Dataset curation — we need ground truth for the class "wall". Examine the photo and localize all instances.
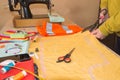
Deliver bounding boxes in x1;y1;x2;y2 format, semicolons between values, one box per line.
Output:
52;0;99;27
0;0;99;30
0;0;12;30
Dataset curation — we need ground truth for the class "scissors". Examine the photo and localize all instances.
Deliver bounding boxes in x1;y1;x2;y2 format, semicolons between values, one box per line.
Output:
56;48;75;63
81;20;100;33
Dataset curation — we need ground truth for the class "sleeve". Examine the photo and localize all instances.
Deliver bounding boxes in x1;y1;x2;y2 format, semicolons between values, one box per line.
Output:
99;11;120;36
100;0;108;9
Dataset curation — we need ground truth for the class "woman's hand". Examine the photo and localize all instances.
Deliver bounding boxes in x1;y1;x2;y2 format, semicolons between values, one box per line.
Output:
91;29;106;40
99;9;107;24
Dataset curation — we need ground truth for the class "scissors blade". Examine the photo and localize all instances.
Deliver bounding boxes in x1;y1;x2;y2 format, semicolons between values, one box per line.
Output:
68;48;75;55
81;25;94;33
81;20;99;33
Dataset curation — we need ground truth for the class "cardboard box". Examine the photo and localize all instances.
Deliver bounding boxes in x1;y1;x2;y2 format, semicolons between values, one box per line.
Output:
13;15;49;28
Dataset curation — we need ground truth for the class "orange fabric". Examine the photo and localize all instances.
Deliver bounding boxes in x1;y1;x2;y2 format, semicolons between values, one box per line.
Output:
52;24;66;35
68;25;83;33
36;21;47;36
36;25;47;36
36;21;83;36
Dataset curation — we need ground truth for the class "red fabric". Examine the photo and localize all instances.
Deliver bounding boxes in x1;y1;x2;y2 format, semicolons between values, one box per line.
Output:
0;59;35;80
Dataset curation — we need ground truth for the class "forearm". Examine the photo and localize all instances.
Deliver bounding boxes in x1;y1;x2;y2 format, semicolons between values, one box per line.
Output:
99;11;120;36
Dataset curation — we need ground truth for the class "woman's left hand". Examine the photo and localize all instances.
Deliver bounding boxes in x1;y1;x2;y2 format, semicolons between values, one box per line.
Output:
91;29;106;40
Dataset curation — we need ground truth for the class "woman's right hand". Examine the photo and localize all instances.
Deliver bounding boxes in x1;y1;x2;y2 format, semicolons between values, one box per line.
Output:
99;9;107;24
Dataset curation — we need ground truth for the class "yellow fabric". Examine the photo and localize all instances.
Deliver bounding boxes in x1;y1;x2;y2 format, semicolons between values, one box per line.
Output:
29;31;120;80
100;0;108;10
99;0;120;36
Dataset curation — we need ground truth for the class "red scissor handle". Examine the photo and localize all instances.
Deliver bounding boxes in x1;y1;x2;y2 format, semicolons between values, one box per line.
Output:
64;58;71;63
56;56;64;63
57;56;71;63
56;48;75;63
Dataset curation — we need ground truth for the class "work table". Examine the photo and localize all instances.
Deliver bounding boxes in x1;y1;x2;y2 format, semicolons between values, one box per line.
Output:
0;13;120;80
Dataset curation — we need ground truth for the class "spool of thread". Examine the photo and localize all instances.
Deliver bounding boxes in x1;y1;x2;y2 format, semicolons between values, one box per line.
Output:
33;35;38;42
5;70;27;80
0;61;15;74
